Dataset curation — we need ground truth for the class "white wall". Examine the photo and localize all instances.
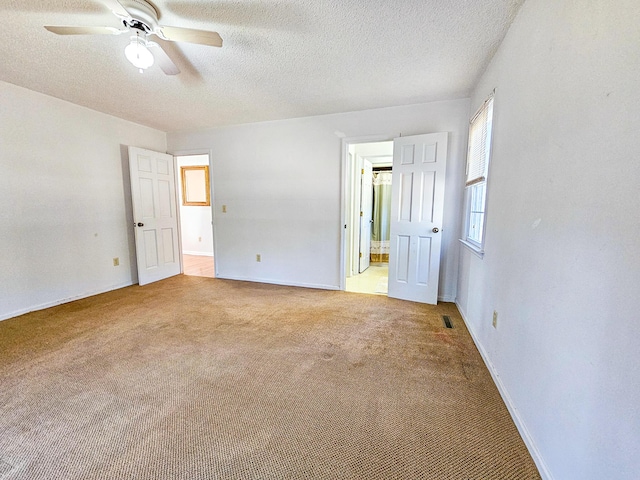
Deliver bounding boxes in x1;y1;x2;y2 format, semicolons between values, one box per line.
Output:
457;0;640;478
176;155;214;256
168;99;470;297
0;81;167;321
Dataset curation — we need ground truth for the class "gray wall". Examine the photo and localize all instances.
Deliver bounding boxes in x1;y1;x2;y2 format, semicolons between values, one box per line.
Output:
0;81;167;320
456;0;640;478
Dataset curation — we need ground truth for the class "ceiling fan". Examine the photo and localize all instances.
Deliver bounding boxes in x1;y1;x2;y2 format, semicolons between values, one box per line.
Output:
44;0;223;75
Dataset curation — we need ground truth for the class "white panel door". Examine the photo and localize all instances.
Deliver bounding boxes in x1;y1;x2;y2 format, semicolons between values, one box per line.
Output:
129;146;181;286
388;133;448;304
359;159;373;273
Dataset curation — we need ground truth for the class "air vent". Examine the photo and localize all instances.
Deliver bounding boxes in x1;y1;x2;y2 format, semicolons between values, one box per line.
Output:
442;315;453;329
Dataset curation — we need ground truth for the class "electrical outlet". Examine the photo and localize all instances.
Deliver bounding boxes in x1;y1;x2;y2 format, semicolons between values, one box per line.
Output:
113;257;120;267
492;310;498;329
256;254;261;262
222;205;227;213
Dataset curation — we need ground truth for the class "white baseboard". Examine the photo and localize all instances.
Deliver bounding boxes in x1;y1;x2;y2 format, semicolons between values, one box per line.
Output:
438;294;455;303
218;275;340;291
0;282;134;322
455;301;553;480
182;251;213;257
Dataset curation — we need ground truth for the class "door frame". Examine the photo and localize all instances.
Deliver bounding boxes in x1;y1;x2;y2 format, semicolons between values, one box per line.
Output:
168;148;217;278
340;134;398;291
359;159;373;274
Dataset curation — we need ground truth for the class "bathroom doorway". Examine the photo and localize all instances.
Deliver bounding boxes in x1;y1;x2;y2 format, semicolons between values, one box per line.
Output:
344;140;393;295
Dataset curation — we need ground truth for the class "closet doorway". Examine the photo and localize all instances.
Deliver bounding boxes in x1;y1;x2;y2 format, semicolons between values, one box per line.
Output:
344;140;393;295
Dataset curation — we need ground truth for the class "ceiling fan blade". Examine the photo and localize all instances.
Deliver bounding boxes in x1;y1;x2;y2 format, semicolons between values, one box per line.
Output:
45;25;126;36
148;42;181;76
104;0;132;19
156;26;223;47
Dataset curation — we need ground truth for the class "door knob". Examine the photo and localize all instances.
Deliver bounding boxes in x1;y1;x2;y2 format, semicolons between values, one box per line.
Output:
432;227;440;233
137;222;144;227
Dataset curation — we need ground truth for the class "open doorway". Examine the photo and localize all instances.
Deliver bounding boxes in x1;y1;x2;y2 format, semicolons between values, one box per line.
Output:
176;154;215;278
344;140;393;295
342;133;448;304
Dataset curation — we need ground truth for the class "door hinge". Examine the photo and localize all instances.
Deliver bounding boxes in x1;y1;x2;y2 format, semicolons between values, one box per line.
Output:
359;252;362;258
360;211;363;217
361;168;364;174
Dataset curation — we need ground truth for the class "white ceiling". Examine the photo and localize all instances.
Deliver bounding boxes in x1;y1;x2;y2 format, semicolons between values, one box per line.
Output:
0;0;524;132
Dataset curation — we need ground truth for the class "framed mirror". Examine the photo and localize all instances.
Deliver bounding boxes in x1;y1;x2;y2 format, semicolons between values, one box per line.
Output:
181;166;210;206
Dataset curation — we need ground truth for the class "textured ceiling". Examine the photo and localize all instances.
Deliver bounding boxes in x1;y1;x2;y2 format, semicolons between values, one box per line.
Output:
0;0;524;132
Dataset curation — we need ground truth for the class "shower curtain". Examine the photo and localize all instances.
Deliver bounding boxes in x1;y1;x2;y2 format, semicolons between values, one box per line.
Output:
371;171;392;263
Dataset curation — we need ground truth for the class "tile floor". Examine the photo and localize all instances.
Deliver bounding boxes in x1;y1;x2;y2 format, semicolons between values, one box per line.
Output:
346;263;389;295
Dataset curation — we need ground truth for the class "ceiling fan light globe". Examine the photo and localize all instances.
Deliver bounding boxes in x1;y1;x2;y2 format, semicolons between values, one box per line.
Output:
124;37;154;70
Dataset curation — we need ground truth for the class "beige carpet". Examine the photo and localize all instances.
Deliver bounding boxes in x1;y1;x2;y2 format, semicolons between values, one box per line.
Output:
0;276;540;479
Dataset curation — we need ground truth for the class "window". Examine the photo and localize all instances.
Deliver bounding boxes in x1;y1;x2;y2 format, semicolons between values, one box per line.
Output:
463;93;494;253
181;166;211;206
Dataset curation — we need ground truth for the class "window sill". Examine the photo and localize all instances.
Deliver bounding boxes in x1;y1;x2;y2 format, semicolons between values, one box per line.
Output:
459;239;485;259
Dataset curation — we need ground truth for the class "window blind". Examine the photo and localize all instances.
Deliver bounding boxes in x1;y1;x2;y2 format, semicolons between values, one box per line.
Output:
465;94;494;186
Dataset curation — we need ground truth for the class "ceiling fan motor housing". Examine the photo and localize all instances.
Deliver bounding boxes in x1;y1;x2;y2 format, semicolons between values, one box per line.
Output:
118;0;160;32
124;19;151;34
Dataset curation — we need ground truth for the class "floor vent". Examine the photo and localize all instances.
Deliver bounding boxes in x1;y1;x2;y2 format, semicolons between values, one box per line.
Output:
442;315;453;329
